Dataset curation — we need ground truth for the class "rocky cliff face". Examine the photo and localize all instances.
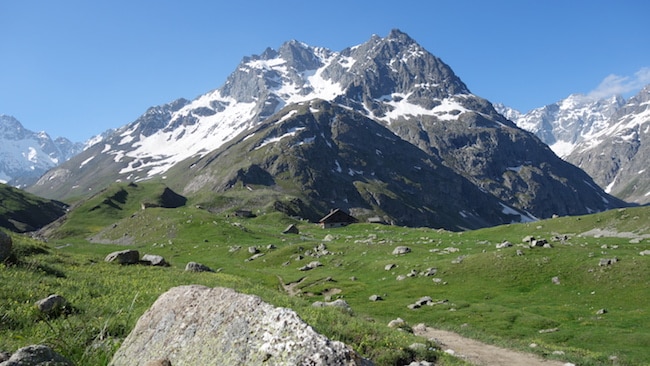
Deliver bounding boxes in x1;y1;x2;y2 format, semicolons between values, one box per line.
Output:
109;285;373;366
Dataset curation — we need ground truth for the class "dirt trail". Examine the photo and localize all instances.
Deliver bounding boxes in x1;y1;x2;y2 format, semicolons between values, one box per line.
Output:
413;326;569;366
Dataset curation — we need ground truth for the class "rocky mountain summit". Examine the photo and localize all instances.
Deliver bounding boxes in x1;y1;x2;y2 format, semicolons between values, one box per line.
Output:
28;30;627;228
0;115;83;187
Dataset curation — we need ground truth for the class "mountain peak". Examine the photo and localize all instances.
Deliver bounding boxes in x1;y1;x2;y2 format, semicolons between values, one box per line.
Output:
386;28;416;44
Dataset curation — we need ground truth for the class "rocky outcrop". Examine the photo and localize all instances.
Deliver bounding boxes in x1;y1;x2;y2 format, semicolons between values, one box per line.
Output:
109;285;372;366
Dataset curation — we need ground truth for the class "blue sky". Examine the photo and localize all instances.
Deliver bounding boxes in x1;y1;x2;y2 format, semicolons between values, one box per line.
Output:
1;0;649;142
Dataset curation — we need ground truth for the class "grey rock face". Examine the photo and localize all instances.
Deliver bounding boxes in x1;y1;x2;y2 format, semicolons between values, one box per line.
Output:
109;285;372;366
0;344;73;366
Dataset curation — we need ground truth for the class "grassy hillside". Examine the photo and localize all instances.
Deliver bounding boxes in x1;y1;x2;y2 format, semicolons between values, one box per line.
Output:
1;199;648;365
0;183;67;232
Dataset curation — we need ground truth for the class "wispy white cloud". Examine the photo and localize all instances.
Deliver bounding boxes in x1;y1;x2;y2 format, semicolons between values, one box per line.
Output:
588;67;650;99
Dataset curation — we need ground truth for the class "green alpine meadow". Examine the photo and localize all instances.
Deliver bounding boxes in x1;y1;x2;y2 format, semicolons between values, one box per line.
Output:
1;181;648;365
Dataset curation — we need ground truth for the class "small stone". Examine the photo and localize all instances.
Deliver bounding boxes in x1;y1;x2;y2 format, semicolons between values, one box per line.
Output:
392;246;411;255
142;254;169;267
184;262;214;272
369;294;382;302
552;276;560;285
384;263;396;271
35;294;68;314
596;308;607;315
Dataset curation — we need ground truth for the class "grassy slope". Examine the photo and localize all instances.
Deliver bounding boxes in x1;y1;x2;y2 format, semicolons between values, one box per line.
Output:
1;196;648;365
0;183;66;232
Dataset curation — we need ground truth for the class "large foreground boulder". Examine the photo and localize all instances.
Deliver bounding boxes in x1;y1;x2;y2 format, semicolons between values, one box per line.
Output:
109;285;373;366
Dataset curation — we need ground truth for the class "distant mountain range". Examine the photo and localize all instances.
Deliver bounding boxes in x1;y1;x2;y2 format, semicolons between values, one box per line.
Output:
21;29;627;230
497;85;650;204
0;115;84;187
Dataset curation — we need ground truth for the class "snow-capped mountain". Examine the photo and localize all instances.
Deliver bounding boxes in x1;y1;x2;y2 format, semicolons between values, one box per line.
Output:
566;85;650;204
495;94;625;157
0;115;83;187
29;30;627;228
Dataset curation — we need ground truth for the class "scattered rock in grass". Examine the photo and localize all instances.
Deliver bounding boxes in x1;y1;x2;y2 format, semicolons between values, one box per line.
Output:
407;361;434;366
538;328;559;333
245;253;265;262
0;231;12;263
184;262;214;273
407;269;418;277
408;343;427;351
396;275;407;281
109;286;369;366
141;254;169;267
522;235;535;243
384;263;396;271
298;261;322;271
420;267;437;276
282;224;299;234
369;294;383;301
451;255;467;264
640;250;650;256
392;246;411;255
596;308;608;315
551;234;570;242
323;234;335;242
266;244;277;250
309;243;331;257
228;245;241;253
552;276;561;285
35;294;68;314
0;344;73;366
387;317;410;331
312;299;350;310
496;241;513;249
599;258;618;266
105;249;140;265
248;246;259;254
530;238;548;247
516;249;524;256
